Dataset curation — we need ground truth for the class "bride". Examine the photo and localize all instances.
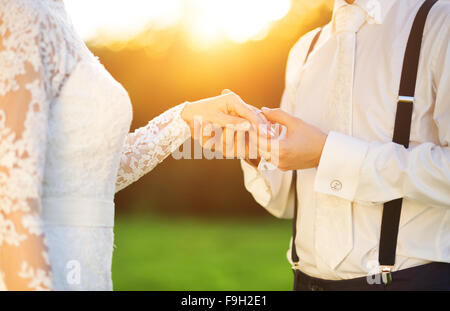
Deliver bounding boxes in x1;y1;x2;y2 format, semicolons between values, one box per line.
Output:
0;0;267;290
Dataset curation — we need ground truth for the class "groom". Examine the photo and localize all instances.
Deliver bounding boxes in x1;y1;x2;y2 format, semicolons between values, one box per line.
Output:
237;0;449;290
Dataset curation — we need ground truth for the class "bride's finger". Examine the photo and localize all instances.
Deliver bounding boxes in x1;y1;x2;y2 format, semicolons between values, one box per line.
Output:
221;90;240;117
221;89;232;95
200;122;214;148
215;112;251;130
220;126;236;158
222;91;268;127
234;129;247;159
249;127;273;161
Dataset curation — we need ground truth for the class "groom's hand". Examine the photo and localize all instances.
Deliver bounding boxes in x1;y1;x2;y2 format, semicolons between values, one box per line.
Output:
260;107;328;171
181;90;268;133
182;90;271;159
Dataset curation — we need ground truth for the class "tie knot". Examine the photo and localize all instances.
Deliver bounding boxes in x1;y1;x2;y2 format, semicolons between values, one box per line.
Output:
334;4;366;34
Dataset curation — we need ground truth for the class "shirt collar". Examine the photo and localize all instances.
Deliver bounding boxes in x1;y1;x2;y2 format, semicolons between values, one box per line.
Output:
333;0;396;25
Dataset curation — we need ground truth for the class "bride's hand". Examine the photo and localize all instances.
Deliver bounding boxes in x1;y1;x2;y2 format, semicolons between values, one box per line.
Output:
181;90;272;159
181;90;268;133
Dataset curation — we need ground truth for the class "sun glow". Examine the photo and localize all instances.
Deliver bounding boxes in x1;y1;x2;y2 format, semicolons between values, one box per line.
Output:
64;0;291;45
64;0;183;41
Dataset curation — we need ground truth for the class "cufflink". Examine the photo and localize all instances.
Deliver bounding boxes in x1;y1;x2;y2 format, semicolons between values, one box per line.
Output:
330;179;342;191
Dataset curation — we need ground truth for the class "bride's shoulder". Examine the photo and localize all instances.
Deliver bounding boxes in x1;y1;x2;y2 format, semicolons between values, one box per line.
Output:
0;0;64;58
0;0;52;23
0;0;82;97
0;1;61;45
0;0;72;39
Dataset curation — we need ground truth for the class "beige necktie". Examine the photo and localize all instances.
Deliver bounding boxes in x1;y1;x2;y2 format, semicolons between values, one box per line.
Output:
315;4;366;270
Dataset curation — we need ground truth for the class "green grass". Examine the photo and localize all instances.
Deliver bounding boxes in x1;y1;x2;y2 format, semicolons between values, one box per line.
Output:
111;214;293;290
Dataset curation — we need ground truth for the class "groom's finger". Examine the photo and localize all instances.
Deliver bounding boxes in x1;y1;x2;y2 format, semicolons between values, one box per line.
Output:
261;107;297;128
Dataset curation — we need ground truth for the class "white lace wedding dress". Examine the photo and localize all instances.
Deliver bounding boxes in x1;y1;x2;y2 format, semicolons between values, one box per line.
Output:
0;0;191;290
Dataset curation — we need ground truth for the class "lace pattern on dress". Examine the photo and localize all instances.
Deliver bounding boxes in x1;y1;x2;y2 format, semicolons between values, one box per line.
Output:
0;0;192;290
116;103;191;192
0;0;86;290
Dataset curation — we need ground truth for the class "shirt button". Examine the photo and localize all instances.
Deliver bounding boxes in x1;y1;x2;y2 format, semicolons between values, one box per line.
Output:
330;179;342;191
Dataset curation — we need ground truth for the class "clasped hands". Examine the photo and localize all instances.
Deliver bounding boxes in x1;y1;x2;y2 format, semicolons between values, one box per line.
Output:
181;90;328;171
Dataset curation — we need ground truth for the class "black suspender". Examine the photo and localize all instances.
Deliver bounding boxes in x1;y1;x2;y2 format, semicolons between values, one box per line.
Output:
378;0;438;283
291;169;300;264
291;28;322;266
291;0;438;283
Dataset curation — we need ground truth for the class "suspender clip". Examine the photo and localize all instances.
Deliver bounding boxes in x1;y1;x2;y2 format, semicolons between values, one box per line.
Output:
380;265;394;285
292;262;301;271
398;96;414;104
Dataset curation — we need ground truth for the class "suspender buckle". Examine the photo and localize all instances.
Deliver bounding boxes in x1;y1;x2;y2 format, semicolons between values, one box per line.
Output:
398;96;414;104
380;265;394;285
292;262;301;271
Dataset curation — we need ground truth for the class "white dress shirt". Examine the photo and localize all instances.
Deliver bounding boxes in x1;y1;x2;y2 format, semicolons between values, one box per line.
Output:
241;0;450;280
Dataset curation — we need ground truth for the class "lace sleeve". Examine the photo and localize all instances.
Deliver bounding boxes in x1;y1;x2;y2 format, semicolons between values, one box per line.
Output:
115;103;191;192
0;2;61;290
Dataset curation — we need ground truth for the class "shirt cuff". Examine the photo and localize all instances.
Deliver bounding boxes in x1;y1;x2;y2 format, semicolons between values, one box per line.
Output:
314;131;369;201
240;159;272;207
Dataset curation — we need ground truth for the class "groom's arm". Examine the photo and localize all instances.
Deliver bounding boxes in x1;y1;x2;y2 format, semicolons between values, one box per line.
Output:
240;88;299;219
240;30;322;219
241;160;295;219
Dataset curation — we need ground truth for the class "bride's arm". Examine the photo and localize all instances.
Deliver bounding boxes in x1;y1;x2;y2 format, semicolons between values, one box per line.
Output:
115;103;191;192
0;15;53;290
115;92;268;192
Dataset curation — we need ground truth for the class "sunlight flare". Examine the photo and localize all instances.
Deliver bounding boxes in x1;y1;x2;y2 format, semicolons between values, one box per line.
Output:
64;0;291;45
